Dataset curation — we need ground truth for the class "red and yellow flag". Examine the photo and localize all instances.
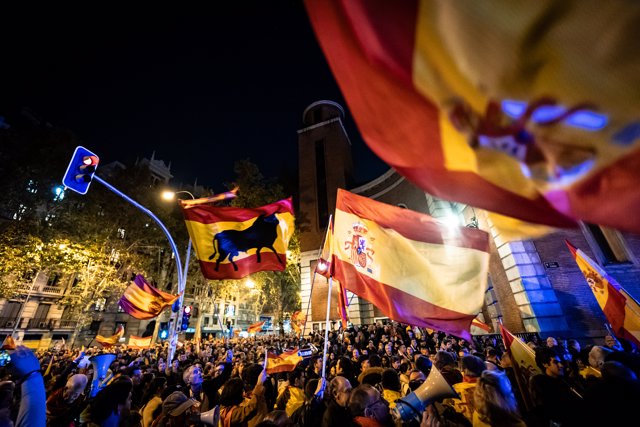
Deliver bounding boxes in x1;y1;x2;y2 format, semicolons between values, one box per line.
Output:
128;335;152;349
247;321;265;334
96;324;125;347
471;317;492;333
567;241;640;347
181;198;295;280
316;217;350;328
290;311;306;335
179;187;238;209
119;275;179;320
500;324;541;411
1;336;16;350
331;189;489;340
306;0;640;234
266;349;302;375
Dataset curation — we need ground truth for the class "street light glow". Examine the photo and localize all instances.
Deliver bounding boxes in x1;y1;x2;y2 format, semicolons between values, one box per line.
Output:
245;279;255;289
316;261;327;272
161;191;176;201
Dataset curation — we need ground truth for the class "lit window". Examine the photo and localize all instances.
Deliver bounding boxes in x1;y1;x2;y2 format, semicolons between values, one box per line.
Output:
13;204;27;221
94;298;106;312
26;180;38;194
117;228;125;239
53;186;65;201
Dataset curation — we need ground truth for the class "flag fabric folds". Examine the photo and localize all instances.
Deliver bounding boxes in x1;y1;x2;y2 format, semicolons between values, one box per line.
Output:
128;336;152;349
179;187;239;209
331;189;490;340
96;325;125;347
119;275;179;320
266;349;302;375
471;318;492;333
316;217;350;328
247;321;265;334
566;241;640;347
500;324;541;410
181;198;295;280
1;336;16;350
306;0;640;234
290;311;305;335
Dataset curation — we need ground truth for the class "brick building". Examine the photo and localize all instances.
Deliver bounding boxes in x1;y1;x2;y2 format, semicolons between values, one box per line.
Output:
297;100;640;342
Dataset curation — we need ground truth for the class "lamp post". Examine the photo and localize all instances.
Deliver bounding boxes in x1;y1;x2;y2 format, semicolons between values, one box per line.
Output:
161;190;194;365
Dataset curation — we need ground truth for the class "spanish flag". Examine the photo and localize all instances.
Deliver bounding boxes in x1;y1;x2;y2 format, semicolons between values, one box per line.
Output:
247;321;265;334
179;187;238;209
266;349;302;375
331;189;490;340
128;335;152;349
316;217;350;328
96;324;125;347
567;241;640;347
471;317;492;333
181;198;295;280
119;275;179;320
306;0;640;234
1;336;16;350
500;324;541;411
290;311;305;334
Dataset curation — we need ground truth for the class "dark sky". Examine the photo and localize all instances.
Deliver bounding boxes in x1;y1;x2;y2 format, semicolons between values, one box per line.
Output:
1;2;388;191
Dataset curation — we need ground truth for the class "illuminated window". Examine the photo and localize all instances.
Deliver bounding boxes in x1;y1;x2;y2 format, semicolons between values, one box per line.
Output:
582;223;633;265
94;298;106;312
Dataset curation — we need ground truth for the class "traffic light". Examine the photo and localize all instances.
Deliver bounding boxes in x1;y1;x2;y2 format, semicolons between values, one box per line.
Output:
159;322;169;340
181;305;192;331
62;146;100;195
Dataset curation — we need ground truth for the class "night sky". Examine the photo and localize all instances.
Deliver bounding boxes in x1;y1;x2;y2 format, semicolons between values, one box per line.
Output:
1;2;388;191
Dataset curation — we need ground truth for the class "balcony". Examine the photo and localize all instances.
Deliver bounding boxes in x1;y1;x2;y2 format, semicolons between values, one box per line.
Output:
15;283;65;297
0;317;77;330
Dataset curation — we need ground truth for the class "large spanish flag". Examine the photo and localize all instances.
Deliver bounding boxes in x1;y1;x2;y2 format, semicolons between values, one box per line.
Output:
119;275;179;320
181;198;295;280
332;189;489;339
567;241;640;347
266;349;303;375
306;0;640;234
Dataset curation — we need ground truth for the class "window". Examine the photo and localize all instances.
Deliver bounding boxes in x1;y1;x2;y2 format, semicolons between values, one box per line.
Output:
44;212;56;223
94;298;106;312
582;223;632;265
225;304;235;317
26;180;38;194
118;305;125;313
13;204;27;220
46;273;60;287
117;228;126;239
214;303;220;316
204;317;210;326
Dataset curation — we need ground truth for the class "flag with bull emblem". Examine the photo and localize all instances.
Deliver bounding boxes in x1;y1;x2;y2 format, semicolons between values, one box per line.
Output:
181;198;295;280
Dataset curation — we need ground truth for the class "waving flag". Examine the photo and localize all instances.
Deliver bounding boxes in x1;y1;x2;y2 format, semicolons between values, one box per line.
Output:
181;198;295;280
96;324;125;347
316;217;350;328
331;189;489;340
179;187;238;209
119;275;179;320
1;336;16;350
567;241;640;347
471;317;492;333
306;0;640;234
266;349;303;375
128;336;152;349
290;311;306;335
500;324;541;410
247;321;266;334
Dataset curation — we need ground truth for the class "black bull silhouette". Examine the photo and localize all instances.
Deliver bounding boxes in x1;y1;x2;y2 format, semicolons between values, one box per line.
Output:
208;213;284;271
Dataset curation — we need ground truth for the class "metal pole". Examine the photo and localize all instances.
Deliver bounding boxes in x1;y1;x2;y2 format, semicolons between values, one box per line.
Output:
12;273;40;337
94;176;183;287
167;240;191;365
321;276;334;379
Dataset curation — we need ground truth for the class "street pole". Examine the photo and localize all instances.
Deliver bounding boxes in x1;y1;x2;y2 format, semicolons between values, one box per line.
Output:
12;272;40;338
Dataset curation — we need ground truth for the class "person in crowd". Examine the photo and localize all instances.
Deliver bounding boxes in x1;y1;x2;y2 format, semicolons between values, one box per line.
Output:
323;376;351;427
357;355;383;386
529;347;582;427
379;369;402;409
484;348;502;372
347;384;391;427
9;346;47;427
46;373;88;427
275;368;305;417
84;379;133;427
140;377;167;427
261;410;292;427
472;371;525;427
152;391;198;427
604;335;624;352
441;355;485;423
434;351;462;386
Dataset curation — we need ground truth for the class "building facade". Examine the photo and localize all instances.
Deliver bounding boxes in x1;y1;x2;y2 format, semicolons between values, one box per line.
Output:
298;101;640;342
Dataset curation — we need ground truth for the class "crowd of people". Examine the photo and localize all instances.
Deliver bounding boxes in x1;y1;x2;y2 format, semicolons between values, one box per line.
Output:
1;321;640;427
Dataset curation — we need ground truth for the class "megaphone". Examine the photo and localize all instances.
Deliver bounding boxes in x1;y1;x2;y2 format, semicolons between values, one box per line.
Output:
392;365;459;422
191;405;220;426
89;353;116;397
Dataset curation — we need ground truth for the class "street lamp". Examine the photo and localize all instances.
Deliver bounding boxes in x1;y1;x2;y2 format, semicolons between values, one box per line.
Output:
161;189;195;364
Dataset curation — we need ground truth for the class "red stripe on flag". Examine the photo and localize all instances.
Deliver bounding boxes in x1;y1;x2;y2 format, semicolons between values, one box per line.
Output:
306;0;578;229
198;252;286;280
334;259;475;340
182;198;293;224
604;282;628;338
337;189;490;252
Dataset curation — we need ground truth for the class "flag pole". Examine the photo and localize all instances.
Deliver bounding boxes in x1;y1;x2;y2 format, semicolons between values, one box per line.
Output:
322;275;334;379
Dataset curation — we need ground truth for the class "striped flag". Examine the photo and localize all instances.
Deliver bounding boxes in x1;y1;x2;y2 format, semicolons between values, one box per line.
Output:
567;241;640;347
316;217;349;328
331;189;489;340
247;321;265;334
306;0;640;234
96;324;125;347
1;336;16;350
119;275;179;320
290;311;305;335
500;324;541;410
471;317;492;333
266;349;302;375
181;198;295;280
128;336;152;349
